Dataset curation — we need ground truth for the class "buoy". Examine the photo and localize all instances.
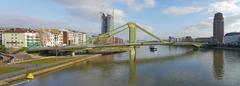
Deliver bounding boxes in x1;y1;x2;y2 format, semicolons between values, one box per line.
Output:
26;73;34;80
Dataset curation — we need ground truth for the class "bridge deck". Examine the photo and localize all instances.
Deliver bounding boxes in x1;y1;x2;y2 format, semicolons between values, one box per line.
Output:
28;42;201;52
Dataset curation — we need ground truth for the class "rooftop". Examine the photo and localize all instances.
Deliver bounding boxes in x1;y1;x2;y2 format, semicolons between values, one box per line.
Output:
5;28;36;33
225;32;240;36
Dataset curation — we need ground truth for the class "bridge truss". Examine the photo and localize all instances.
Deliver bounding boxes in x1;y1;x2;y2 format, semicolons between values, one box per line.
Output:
90;22;166;62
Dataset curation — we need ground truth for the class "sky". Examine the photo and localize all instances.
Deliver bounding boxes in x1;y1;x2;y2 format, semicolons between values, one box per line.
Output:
0;0;240;40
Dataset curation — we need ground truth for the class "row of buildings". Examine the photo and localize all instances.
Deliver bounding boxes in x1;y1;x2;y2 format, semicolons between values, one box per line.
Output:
0;12;124;48
170;34;240;45
0;28;87;48
169;12;240;45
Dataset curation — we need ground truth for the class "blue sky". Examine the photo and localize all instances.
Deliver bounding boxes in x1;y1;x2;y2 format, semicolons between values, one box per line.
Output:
0;0;240;40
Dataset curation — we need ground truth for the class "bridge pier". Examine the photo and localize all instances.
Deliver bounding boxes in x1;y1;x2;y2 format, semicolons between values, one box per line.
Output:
129;46;136;62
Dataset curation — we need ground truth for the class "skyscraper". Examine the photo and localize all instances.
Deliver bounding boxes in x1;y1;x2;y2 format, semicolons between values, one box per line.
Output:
101;13;113;34
213;12;224;44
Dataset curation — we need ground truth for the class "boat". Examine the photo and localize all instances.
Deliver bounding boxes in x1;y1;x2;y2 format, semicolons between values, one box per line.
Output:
149;46;157;51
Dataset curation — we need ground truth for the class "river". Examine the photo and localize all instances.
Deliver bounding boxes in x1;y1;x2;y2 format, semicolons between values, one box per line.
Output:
13;46;240;86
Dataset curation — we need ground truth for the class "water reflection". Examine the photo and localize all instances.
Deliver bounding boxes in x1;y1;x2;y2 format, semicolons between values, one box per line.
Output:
90;55;114;64
129;61;136;86
13;46;240;86
92;55;137;86
213;50;224;80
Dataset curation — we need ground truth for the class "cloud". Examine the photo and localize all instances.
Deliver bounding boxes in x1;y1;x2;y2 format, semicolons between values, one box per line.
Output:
0;14;68;28
184;14;240;37
55;0;126;25
121;0;155;11
0;14;102;34
161;6;203;16
113;9;126;24
0;0;156;35
184;19;213;37
181;0;240;37
208;0;240;13
54;0;156;25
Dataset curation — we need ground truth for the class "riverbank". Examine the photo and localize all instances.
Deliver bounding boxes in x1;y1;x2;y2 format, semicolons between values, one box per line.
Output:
205;47;240;50
202;44;240;50
0;54;101;86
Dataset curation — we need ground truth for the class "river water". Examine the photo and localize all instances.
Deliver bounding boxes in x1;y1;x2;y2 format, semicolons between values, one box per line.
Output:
14;46;240;86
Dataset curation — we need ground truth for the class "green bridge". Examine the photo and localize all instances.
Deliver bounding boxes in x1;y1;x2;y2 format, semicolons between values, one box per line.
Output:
28;22;202;62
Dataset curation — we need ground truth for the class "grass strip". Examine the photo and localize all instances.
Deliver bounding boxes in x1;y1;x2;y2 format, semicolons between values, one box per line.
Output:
0;67;24;75
21;58;69;64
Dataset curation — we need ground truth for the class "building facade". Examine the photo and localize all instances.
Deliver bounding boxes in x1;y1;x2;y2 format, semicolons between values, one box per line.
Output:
224;32;240;45
66;31;74;45
62;30;87;46
95;36;123;45
26;30;40;48
0;28;7;45
48;29;64;47
63;31;68;45
75;32;87;45
37;29;51;47
213;12;224;44
0;28;88;48
195;37;212;43
2;28;40;48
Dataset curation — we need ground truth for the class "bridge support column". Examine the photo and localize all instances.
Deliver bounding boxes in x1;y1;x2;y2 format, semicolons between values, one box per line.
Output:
71;51;75;57
129;46;136;62
128;22;137;62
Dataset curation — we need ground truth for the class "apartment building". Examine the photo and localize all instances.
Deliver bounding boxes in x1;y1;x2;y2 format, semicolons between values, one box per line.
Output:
2;28;40;48
62;30;87;46
46;29;64;47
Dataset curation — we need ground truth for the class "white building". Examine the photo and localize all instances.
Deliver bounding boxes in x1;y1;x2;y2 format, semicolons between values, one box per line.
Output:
73;31;87;45
63;30;87;46
48;29;64;47
224;32;240;45
37;29;50;47
79;32;87;45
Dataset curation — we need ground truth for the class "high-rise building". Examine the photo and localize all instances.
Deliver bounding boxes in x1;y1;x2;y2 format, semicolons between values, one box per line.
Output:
213;12;224;44
101;13;113;34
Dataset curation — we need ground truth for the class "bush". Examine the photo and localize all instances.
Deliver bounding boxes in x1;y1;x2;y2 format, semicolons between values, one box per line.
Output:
12;47;29;54
0;45;7;53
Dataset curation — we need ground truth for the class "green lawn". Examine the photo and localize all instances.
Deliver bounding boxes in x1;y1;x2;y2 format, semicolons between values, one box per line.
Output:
22;58;70;64
0;67;24;75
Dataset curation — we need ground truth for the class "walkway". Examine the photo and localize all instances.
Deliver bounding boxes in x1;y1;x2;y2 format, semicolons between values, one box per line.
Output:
0;55;101;85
